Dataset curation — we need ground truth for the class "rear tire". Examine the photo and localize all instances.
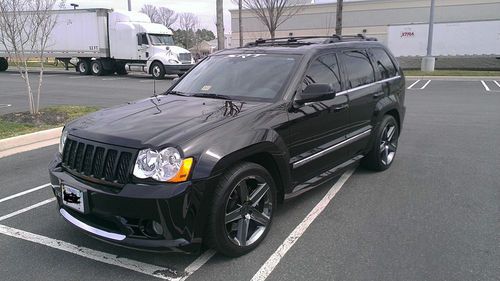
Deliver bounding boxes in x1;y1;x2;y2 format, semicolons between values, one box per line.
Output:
205;162;277;257
150;61;165;79
77;59;91;75
0;58;8;72
91;60;105;76
362;115;399;171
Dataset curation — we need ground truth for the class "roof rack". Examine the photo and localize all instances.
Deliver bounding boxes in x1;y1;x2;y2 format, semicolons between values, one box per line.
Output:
245;34;377;47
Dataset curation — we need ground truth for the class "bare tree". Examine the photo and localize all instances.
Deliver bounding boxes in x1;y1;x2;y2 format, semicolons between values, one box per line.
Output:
216;0;224;50
178;13;199;49
156;7;178;29
335;0;343;35
0;0;58;114
242;0;304;39
140;4;159;22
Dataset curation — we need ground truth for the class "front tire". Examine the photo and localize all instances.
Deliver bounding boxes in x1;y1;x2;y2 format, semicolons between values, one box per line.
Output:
150;61;165;79
362;115;399;171
206;162;277;257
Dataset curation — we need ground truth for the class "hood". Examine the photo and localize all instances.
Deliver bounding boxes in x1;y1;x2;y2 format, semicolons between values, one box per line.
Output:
167;45;190;54
67;95;267;149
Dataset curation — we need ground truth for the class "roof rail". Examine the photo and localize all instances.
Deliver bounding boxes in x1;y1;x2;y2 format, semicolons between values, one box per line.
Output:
245;34;377;47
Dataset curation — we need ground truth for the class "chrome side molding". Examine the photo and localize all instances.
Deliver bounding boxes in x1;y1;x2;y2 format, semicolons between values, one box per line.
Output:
336;75;401;96
292;129;372;168
59;208;126;241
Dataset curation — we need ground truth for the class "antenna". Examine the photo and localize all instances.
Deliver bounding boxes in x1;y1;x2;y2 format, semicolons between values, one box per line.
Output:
153;78;157;96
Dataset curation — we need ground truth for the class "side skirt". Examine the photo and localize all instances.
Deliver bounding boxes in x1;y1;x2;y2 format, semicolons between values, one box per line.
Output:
284;155;363;200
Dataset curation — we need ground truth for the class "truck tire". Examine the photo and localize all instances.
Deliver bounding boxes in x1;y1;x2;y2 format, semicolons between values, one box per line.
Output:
0;58;8;72
150;61;165;79
115;63;128;75
77;60;91;75
91;60;105;76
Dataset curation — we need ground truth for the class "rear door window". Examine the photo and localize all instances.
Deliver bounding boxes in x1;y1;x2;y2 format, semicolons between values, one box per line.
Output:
303;53;342;93
371;48;397;80
340;50;375;89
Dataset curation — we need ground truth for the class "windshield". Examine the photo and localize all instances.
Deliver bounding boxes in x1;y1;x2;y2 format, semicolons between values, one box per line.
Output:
170;54;300;101
148;34;174;46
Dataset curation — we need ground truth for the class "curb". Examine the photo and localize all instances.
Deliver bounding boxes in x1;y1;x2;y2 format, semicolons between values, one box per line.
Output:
0;127;62;154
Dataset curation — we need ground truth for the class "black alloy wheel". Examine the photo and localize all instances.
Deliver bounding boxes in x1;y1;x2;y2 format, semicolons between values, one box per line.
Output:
362;115;399;171
206;162;276;257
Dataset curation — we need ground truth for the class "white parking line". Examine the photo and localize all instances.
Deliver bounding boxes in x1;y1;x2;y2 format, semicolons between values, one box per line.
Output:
102;77;126;81
68;76;89;79
251;168;355;281
0;196;216;280
420;80;431;90
494;80;500;88
139;80;152;83
0;183;51;204
480;80;490;92
0;198;55;222
407;80;421;89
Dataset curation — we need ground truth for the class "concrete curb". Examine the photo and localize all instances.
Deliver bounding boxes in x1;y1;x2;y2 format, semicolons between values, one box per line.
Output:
0;127;62;156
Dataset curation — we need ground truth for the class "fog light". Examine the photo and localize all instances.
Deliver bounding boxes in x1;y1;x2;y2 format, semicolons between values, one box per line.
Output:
152;221;163;235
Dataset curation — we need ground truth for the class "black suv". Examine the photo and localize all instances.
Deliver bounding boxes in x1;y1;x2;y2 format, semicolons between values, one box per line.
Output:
49;35;405;257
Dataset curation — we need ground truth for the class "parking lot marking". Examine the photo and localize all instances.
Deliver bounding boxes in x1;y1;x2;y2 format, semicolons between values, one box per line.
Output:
68;76;89;79
494;81;500;88
0;198;55;222
0;224;179;280
420;80;431;90
102;77;126;81
0;183;50;204
139;80;152;83
178;249;216;281
251;168;355;281
480;80;491;92
407;80;421;89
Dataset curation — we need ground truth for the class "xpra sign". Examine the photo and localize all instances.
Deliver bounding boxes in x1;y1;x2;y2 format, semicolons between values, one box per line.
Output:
400;31;415;38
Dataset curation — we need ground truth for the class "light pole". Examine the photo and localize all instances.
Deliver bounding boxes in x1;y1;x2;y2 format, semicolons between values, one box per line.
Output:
421;0;436;71
127;0;131;11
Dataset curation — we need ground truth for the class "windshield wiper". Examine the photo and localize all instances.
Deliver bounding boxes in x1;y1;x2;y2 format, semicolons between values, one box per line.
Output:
191;93;233;100
167;90;190;97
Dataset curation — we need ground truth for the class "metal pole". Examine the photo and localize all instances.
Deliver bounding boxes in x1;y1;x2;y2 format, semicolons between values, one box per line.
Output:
426;0;436;56
127;0;131;11
421;0;436;71
335;0;343;35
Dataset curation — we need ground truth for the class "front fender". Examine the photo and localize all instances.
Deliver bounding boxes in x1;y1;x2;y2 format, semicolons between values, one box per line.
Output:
190;129;291;189
146;53;178;73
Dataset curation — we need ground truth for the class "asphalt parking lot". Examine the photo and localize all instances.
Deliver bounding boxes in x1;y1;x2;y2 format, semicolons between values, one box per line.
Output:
1;72;499;281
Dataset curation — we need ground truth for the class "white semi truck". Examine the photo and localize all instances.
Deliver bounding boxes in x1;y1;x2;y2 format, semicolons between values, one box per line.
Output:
0;8;194;79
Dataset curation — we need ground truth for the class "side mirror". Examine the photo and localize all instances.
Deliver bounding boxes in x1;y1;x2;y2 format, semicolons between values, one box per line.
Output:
295;83;336;105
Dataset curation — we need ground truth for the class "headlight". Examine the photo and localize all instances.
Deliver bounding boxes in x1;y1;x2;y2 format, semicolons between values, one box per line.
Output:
133;147;193;182
59;129;68;154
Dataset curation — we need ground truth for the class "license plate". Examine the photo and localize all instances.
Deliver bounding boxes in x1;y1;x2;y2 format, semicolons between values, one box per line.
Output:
62;185;86;213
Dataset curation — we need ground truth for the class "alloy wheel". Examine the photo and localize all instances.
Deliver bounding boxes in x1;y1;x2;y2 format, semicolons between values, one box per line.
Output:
224;175;273;247
379;123;398;165
153;66;161;78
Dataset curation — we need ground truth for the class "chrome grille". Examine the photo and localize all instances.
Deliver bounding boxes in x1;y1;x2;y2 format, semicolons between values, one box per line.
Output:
178;53;192;63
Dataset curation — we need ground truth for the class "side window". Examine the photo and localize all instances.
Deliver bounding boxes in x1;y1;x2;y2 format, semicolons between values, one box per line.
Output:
371;48;397;79
340;50;375;89
303;54;342;93
138;33;148;45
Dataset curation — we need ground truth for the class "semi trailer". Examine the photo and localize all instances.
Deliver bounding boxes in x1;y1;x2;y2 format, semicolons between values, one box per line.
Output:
0;8;194;79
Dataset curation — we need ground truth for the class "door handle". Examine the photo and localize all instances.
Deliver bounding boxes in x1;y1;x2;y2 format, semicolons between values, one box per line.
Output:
334;104;349;112
373;92;385;99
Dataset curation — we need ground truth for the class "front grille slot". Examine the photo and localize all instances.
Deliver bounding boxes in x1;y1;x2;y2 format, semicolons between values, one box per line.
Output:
179;53;192;63
62;137;135;189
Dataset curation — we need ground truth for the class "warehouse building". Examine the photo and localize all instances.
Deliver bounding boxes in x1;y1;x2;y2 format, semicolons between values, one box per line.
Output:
230;0;500;69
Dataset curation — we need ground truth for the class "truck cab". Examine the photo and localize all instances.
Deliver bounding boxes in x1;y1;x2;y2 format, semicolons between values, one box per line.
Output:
108;11;194;79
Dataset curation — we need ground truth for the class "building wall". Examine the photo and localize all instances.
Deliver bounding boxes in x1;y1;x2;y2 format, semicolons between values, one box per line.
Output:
230;0;500;47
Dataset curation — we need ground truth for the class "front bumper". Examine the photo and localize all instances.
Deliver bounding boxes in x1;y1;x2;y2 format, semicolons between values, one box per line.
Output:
164;63;194;74
49;154;216;253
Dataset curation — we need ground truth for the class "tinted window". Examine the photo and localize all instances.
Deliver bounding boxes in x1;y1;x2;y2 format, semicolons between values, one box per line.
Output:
303;54;341;93
340;50;375;88
171;54;299;101
371;48;397;79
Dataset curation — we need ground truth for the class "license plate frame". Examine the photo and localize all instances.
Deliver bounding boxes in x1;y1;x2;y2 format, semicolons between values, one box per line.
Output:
61;184;88;214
